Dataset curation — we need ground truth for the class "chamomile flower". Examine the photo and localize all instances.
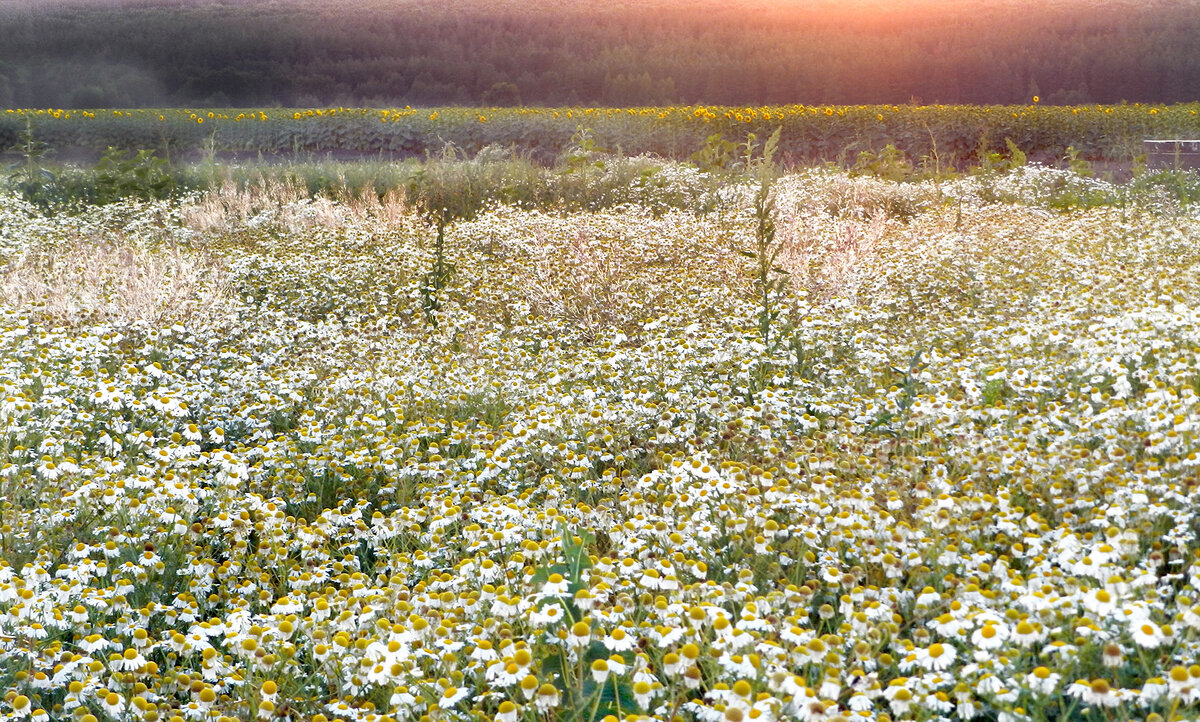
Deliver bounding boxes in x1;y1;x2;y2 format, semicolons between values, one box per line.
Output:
495;700;519;722
1026;667;1060;694
529;603;566;627
1075;678;1123;708
971;622;1007;650
534;683;560;712
1130;620;1165;648
1081;588;1119;616
916;642;956;671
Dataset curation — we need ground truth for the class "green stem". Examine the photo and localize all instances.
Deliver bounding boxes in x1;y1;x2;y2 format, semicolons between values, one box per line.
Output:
584;681;604;722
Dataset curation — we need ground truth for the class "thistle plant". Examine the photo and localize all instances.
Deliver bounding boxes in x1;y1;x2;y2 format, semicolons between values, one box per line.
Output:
745;126;785;351
409;146;478;328
419;203;455;328
5;116;56;210
562;126;607;210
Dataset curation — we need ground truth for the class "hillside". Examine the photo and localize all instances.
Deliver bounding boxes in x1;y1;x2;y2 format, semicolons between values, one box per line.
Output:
2;0;1200;108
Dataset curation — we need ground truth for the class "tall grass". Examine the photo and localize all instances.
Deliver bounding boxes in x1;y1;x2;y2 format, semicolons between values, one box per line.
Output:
10;142;715;218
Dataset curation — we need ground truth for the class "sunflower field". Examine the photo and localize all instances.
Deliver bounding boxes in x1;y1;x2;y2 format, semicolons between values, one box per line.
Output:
3;104;1200;165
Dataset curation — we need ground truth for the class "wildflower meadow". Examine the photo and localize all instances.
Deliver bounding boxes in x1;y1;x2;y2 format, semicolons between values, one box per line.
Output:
2;150;1200;722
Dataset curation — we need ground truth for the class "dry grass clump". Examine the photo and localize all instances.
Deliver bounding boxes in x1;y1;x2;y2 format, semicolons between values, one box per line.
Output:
457;207;748;341
1;239;232;329
776;207;891;302
181;176;409;233
522;228;633;336
816;171;937;221
179;176;307;232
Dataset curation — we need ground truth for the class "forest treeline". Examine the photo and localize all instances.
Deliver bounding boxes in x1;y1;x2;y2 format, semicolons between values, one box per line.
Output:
1;0;1199;109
